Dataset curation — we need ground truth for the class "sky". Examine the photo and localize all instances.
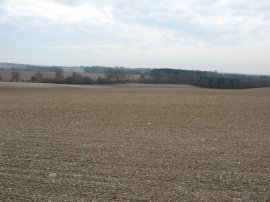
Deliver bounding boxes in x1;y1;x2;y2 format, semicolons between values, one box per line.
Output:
0;0;269;74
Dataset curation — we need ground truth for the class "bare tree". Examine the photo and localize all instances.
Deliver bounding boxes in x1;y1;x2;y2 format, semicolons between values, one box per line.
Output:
105;67;126;82
35;71;43;82
31;71;43;82
55;68;64;79
11;71;20;82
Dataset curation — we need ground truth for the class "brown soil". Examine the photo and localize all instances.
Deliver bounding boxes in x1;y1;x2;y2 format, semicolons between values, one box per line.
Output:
0;83;269;201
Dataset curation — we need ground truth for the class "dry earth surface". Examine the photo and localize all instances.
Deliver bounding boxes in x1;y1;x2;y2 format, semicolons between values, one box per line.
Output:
0;82;269;201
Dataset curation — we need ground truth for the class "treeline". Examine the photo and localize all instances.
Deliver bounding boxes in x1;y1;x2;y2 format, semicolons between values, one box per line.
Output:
0;62;66;72
147;69;270;89
0;63;151;74
33;69;94;85
1;63;270;89
30;68;130;85
84;66;151;74
0;67;136;84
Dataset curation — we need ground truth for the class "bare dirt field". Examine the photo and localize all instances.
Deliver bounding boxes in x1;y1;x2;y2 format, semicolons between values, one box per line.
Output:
0;83;269;201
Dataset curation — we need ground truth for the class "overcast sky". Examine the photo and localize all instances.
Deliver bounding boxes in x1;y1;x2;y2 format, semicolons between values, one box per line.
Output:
0;0;269;74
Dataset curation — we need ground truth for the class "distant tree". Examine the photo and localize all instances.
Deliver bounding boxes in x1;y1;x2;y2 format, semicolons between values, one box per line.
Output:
150;69;163;83
82;76;94;84
104;68;114;80
139;74;145;83
11;71;20;82
104;67;126;82
116;67;126;81
71;72;81;82
211;78;218;88
84;66;111;73
148;68;270;89
0;74;2;81
31;71;43;82
66;72;94;84
31;76;37;82
55;68;64;79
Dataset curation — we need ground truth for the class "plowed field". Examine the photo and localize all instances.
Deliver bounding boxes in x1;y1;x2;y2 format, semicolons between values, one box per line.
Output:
0;83;269;201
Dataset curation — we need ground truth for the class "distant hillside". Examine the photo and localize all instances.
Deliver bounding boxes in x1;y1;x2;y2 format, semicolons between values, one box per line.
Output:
84;66;151;74
0;63;151;74
0;62;66;72
1;63;269;89
148;69;270;89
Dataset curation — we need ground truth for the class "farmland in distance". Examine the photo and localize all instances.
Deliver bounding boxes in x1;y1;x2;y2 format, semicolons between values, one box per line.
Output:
0;70;104;82
0;83;269;201
0;70;140;82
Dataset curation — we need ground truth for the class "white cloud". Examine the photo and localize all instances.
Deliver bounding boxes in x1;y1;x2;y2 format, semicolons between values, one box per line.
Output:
0;0;269;74
2;0;113;25
1;0;270;46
